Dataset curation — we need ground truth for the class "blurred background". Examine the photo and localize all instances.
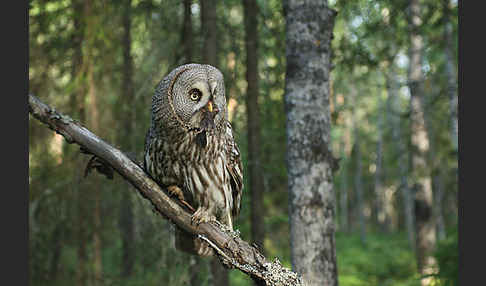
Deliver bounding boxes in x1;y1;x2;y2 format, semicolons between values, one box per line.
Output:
28;0;458;285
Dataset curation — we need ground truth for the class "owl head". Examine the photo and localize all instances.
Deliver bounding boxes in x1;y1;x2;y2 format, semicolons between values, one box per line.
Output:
151;64;227;138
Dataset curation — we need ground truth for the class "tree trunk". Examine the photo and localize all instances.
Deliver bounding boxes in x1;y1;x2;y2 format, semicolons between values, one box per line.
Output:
374;94;389;233
119;0;136;278
84;1;103;283
421;85;446;243
93;189;103;286
181;0;193;63
76;185;88;286
243;0;266;256
283;1;338;285
441;0;457;239
70;0;85;121
407;0;436;281
71;1;88;284
189;256;204;286
351;88;366;245
432;169;446;241
339;110;353;234
339;148;348;233
200;0;218;67
375;97;390;232
210;257;229;286
49;223;63;281
385;65;415;251
442;0;458;152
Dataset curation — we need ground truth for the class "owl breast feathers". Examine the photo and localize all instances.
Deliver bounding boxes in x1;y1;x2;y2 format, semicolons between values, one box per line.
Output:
144;63;243;256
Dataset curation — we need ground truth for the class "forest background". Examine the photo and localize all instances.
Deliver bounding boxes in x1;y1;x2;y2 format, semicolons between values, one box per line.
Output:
28;0;458;285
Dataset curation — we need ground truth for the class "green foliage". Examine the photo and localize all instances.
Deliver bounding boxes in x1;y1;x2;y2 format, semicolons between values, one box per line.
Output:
336;232;420;286
431;227;458;286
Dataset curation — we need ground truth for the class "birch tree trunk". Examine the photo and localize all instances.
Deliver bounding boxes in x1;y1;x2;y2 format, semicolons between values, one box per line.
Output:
284;1;338;285
407;0;436;281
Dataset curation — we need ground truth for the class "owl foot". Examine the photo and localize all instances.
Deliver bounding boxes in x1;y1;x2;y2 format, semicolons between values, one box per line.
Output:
191;207;217;225
167;185;195;213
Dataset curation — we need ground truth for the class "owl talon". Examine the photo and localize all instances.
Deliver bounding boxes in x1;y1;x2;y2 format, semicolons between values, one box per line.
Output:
191;207;217;225
168;185;195;213
167;185;184;200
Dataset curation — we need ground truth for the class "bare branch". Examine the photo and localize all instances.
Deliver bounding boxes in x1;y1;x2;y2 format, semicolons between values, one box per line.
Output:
28;94;305;286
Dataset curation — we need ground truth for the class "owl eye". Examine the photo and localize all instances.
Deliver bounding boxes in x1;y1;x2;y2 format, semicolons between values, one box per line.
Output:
189;89;202;101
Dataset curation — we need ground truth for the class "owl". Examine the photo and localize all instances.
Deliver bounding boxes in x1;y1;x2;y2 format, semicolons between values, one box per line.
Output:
144;63;243;256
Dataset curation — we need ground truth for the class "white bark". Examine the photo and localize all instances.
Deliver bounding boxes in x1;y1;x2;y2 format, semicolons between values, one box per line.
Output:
284;1;338;285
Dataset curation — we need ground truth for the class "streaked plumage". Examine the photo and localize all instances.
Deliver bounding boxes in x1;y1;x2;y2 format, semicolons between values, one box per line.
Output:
144;64;243;256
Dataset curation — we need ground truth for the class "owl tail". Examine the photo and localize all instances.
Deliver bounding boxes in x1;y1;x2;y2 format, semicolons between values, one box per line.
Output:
175;227;214;257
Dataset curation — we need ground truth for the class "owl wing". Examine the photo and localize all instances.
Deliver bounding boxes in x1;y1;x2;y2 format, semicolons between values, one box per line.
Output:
143;126;163;182
143;127;155;175
225;121;244;219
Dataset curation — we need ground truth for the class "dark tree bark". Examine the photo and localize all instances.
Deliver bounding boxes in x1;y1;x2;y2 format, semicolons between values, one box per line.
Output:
70;1;88;285
243;0;266;256
200;0;218;67
407;0;436;281
82;1;104;283
181;0;193;63
28;94;305;286
283;1;338;285
70;0;85;121
119;0;136;278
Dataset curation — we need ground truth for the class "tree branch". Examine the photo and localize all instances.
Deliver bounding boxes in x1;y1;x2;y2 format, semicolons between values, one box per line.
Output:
28;94;305;286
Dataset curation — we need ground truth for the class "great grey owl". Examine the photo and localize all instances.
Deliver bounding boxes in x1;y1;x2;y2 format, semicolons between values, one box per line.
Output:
144;63;243;256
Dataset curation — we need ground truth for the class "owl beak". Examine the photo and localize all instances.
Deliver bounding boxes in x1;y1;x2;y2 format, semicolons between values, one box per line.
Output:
208;101;213;113
207;100;219;114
